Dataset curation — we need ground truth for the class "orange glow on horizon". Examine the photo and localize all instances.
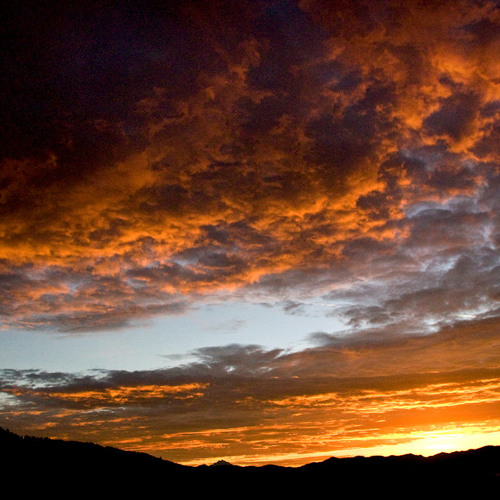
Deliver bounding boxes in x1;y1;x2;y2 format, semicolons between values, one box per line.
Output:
169;424;500;468
2;0;500;472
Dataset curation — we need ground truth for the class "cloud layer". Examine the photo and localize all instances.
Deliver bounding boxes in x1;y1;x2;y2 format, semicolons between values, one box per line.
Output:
0;0;498;332
1;0;500;464
3;314;500;464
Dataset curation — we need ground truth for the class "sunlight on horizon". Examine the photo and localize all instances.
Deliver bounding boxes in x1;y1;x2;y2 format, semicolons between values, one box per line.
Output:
176;426;500;468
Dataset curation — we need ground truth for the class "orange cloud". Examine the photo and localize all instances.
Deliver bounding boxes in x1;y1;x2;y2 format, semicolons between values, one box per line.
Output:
3;315;500;464
2;0;497;330
2;0;500;467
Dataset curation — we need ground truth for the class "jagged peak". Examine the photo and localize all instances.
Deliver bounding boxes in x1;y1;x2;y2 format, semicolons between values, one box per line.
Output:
209;459;234;467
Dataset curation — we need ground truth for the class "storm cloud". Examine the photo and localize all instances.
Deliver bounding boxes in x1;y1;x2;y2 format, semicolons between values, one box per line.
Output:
1;0;500;465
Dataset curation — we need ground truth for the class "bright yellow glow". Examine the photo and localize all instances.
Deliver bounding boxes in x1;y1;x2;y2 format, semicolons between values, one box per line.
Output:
180;426;500;467
405;427;500;456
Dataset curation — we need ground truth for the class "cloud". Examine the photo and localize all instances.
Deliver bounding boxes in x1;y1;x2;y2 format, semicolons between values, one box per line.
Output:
423;90;481;144
5;0;500;468
3;314;500;463
0;0;498;343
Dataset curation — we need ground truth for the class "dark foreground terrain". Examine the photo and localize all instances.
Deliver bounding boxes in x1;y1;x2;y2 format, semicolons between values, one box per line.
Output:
2;427;499;497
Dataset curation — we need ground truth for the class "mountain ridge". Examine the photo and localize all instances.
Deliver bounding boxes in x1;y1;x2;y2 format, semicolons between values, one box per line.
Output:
2;427;499;496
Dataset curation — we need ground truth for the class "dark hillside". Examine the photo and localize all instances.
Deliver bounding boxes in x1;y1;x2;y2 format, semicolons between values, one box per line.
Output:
2;427;499;496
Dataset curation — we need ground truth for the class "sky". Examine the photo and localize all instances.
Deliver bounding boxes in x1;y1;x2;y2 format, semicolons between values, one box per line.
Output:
1;0;500;467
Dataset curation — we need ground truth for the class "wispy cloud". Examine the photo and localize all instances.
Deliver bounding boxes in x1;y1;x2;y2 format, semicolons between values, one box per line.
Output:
3;314;500;464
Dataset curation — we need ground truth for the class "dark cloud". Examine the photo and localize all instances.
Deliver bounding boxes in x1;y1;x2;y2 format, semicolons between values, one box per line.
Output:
1;0;500;463
0;0;221;158
423;91;481;143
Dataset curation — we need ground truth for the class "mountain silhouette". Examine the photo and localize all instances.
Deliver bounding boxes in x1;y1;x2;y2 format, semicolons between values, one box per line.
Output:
2;427;499;497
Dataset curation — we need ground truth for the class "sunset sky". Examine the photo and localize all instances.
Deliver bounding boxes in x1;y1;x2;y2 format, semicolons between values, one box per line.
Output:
1;0;500;466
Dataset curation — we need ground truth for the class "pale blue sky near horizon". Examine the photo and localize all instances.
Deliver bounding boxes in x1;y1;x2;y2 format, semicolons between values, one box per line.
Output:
0;300;345;374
